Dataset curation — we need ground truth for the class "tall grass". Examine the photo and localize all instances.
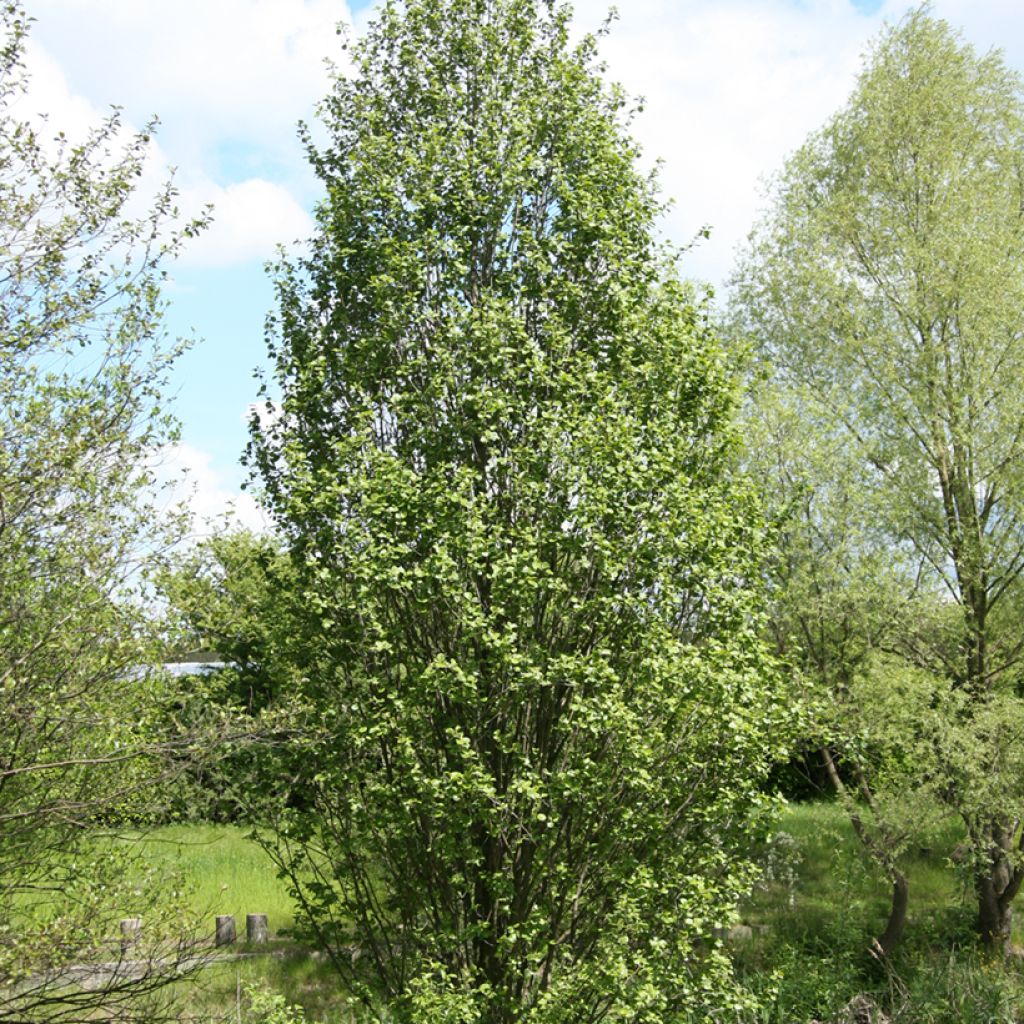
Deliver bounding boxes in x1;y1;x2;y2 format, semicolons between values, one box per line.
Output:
734;801;1024;1023
130;825;296;938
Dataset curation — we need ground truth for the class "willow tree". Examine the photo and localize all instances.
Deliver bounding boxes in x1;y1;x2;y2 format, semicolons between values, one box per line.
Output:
740;382;934;957
733;9;1024;951
249;0;786;1020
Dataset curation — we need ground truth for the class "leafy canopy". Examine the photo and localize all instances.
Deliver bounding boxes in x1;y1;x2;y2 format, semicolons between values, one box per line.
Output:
0;4;208;1015
732;7;1024;950
250;1;788;1020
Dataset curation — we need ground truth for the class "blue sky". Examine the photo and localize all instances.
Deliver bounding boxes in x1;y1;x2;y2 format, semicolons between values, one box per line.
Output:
22;0;1024;531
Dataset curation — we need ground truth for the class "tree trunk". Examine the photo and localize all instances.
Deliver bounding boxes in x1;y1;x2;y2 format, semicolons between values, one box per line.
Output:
976;829;1022;954
875;873;909;958
820;747;909;957
977;872;1013;954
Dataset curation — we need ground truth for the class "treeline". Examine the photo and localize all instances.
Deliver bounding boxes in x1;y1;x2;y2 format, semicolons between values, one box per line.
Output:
3;1;1024;1022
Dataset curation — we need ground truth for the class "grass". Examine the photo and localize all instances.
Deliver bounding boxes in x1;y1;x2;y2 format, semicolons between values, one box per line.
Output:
114;825;357;1021
744;801;968;945
733;801;1024;1023
123;824;298;940
169;948;358;1024
95;809;1024;1021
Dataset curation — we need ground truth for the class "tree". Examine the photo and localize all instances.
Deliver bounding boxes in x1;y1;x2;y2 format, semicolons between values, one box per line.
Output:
158;530;311;821
741;381;951;957
248;0;788;1020
162;529;305;714
732;8;1024;952
0;4;207;1018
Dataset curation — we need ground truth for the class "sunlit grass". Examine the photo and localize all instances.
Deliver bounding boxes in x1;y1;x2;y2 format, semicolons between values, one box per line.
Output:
126;824;297;940
735;801;1024;1023
92;809;1024;1022
745;801;975;945
169;949;357;1024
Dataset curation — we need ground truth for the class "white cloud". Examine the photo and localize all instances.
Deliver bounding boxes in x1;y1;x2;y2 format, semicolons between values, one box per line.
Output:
16;42;314;269
31;0;354;167
28;0;1024;287
155;443;269;537
13;41;103;139
16;39;175;211
565;0;884;286
565;0;1024;287
178;178;313;268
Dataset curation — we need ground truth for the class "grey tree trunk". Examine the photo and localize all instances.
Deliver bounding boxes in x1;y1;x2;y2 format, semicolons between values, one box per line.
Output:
820;747;909;956
976;832;1023;955
875;874;909;958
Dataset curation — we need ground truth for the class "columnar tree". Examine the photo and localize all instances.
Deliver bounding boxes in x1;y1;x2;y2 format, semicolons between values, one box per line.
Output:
0;5;206;1018
732;9;1024;951
249;0;787;1020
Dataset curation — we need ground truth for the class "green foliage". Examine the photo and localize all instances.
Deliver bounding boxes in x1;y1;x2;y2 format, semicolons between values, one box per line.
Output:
732;7;1024;950
162;530;306;715
175;802;1021;1024
248;0;789;1019
158;531;312;820
245;984;311;1024
0;3;208;1017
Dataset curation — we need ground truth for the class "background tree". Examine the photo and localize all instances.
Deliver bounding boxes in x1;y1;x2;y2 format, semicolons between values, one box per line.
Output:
249;0;789;1020
158;530;310;821
732;8;1024;952
742;381;951;957
162;529;305;714
0;4;208;1018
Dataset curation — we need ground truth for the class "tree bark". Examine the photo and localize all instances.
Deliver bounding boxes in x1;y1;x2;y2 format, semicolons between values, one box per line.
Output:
820;747;909;956
977;883;1012;953
875;874;909;958
976;827;1023;954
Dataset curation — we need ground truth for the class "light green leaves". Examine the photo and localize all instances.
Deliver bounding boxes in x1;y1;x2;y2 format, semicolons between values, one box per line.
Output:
249;0;788;1019
0;3;208;1015
733;8;1024;951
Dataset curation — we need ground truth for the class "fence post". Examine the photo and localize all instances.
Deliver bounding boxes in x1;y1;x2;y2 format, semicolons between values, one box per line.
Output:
246;914;269;944
215;914;236;946
119;917;142;954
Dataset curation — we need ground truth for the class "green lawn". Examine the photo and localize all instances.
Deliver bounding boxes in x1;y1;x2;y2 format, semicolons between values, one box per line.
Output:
109;809;1024;1022
129;824;297;940
169;949;356;1024
733;801;1024;1024
744;801;967;943
103;824;366;1021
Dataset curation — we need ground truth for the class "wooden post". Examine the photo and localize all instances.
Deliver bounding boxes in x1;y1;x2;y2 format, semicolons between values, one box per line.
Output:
215;914;236;946
119;917;142;954
246;913;269;944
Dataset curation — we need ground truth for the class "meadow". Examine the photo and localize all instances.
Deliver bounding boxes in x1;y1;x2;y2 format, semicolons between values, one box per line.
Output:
127;804;1024;1023
734;803;1024;1023
134;825;296;938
